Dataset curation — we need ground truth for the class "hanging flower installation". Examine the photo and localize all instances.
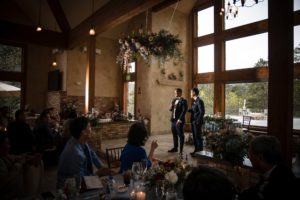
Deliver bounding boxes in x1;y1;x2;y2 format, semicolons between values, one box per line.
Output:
117;29;183;71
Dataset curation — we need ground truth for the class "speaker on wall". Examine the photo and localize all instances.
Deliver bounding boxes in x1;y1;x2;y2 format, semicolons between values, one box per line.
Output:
48;70;62;91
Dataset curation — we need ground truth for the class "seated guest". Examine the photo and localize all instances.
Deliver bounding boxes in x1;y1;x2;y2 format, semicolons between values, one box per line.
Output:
0;131;42;199
7;109;36;155
239;135;299;200
183;165;236;200
57;117;111;189
120;122;158;173
33;110;55;152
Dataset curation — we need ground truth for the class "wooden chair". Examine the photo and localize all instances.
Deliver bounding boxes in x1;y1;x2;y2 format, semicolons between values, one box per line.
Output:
242;116;252;134
105;146;124;169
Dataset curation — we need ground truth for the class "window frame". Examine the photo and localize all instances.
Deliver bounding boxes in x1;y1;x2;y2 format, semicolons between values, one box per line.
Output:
0;40;26;109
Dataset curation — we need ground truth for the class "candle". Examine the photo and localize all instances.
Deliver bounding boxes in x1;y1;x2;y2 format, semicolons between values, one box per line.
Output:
136;191;146;200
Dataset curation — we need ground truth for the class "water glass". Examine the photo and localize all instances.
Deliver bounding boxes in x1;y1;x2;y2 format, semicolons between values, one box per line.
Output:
132;162;142;181
166;189;177;200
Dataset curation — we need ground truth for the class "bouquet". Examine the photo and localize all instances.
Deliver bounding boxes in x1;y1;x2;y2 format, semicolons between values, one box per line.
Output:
144;159;192;190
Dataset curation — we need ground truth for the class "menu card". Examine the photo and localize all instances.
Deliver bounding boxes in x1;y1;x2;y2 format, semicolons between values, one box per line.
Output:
83;176;103;190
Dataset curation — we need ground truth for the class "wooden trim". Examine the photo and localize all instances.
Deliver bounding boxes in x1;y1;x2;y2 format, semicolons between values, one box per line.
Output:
0;20;67;48
222;20;268;41
295;63;300;77
46;0;71;33
88;36;96;111
295;10;300;26
152;0;180;12
194;67;269;83
69;0;171;48
193;34;214;47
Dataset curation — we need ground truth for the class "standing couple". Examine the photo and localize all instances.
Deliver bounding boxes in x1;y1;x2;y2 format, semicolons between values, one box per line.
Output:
168;88;205;157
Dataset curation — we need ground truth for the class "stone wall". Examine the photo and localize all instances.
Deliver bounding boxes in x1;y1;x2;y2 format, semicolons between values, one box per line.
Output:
46;91;118;115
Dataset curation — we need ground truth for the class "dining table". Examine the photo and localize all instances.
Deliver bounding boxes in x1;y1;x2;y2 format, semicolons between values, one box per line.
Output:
78;174;183;200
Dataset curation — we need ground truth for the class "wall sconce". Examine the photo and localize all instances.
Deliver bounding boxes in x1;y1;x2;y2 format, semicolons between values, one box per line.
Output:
52;48;62;67
80;46;101;55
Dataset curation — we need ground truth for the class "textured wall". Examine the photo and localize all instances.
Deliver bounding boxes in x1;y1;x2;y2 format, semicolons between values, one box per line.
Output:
26;44;52;113
149;8;190;135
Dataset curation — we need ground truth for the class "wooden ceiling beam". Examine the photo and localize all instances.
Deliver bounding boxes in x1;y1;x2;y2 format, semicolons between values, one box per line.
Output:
69;0;171;48
152;0;180;12
0;20;67;48
46;0;71;33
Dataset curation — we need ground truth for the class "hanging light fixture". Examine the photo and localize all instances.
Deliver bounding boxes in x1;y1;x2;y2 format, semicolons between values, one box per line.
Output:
52;49;60;67
36;0;43;31
220;0;263;20
89;0;96;36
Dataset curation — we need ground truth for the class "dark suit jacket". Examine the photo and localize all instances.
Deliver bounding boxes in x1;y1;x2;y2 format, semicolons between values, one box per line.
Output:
190;97;205;125
239;164;299;200
169;97;188;123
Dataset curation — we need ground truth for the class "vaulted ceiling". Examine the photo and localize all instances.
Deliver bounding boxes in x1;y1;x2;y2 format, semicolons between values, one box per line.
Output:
0;0;199;47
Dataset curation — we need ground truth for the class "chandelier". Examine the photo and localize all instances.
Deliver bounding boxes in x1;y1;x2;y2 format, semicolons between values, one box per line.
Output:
220;0;264;20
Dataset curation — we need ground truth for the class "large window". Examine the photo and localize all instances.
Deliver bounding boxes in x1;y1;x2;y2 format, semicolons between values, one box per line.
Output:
197;83;214;115
0;44;22;72
225;82;268;127
225;0;268;30
123;62;136;119
198;44;214;73
226;33;268;70
0;43;24;120
295;0;300;11
294;79;300;130
197;6;214;37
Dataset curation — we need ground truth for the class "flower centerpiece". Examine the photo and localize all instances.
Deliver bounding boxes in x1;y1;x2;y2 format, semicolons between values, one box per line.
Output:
144;158;192;191
204;116;250;166
117;29;183;71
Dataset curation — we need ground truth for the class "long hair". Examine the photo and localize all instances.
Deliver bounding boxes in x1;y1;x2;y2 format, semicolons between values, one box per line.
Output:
127;122;148;146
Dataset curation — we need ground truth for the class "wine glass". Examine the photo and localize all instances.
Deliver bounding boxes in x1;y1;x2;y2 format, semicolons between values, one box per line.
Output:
140;159;148;175
155;180;166;200
132;162;142;182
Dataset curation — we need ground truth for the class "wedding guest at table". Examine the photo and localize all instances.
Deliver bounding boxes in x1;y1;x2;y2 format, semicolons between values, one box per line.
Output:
238;135;299;200
0;106;12;131
183;165;236;200
57;116;112;189
7;109;36;155
120;122;158;173
0;131;43;199
60;110;78;153
33;110;57;166
168;88;187;156
188;87;205;157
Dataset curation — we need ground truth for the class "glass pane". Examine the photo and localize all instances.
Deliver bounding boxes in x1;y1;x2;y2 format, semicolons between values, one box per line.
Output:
294;26;300;64
294;79;300;130
295;0;300;11
225;82;268;127
224;0;268;30
0;44;22;72
197;83;214;115
127;81;135;116
128;62;136;73
197;6;214;37
0;81;21;129
198;44;214;73
226;33;268;70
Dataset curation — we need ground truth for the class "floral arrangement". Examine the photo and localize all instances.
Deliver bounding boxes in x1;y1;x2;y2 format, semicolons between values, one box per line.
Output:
204;116;250;166
144;159;192;190
117;29;183;71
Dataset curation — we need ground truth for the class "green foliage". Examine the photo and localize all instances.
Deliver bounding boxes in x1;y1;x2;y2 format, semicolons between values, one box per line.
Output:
117;29;183;70
198;84;214;115
0;44;22;72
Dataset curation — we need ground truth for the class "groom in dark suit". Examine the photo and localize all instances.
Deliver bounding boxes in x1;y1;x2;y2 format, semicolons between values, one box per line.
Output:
189;87;205;156
168;88;187;154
